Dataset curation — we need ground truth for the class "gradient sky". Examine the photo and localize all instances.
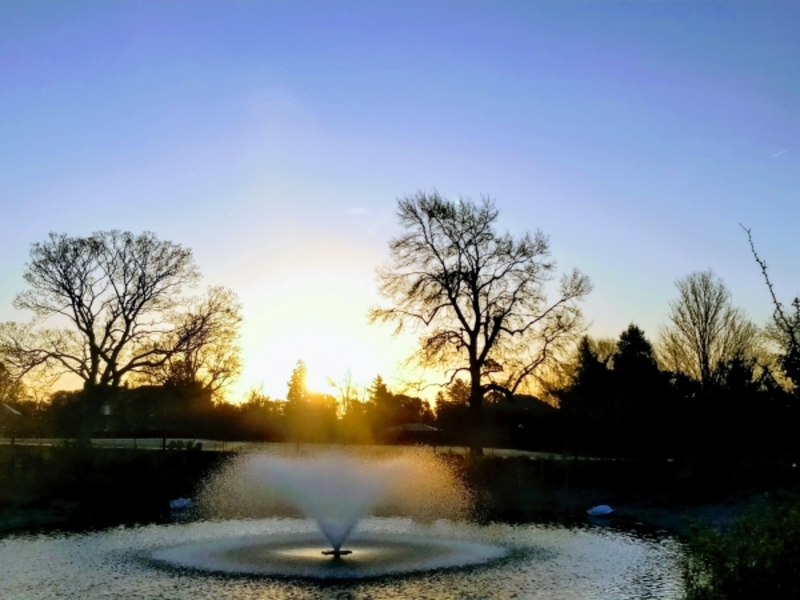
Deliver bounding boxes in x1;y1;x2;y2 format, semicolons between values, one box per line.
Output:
1;2;798;400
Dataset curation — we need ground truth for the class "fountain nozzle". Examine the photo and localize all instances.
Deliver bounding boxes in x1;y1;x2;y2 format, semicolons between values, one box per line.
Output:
322;549;353;558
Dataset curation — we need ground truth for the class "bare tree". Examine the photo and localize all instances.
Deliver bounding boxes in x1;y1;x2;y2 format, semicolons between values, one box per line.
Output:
0;230;241;436
327;369;361;417
658;270;759;388
369;192;591;454
0;362;25;406
743;226;800;389
135;286;243;401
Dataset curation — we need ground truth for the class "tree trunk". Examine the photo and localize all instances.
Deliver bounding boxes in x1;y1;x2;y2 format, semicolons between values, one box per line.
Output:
469;367;484;456
76;383;112;446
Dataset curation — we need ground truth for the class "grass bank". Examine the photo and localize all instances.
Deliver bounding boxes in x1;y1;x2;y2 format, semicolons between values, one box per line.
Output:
457;453;799;535
0;444;228;533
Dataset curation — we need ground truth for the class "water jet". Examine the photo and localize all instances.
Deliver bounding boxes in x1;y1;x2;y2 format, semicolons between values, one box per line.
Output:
193;447;474;562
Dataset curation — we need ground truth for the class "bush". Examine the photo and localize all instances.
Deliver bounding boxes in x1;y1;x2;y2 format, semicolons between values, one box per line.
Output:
683;495;800;600
166;439;199;451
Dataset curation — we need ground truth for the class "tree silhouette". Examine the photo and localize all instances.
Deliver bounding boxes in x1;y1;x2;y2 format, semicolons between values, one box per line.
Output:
370;192;591;454
560;336;614;421
743;226;800;390
0;362;24;406
328;369;359;417
367;375;391;406
658;270;759;389
0;230;235;440
135;286;243;401
286;360;308;404
615;324;658;374
283;360;337;442
366;375;397;431
612;324;670;452
614;326;663;413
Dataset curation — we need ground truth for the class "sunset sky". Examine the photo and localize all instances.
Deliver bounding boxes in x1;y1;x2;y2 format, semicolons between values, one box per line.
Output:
1;2;798;401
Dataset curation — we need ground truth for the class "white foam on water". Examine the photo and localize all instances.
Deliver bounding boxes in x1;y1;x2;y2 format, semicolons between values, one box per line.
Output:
151;521;508;579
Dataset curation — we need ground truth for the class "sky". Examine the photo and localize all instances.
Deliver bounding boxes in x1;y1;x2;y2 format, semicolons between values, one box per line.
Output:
1;2;798;401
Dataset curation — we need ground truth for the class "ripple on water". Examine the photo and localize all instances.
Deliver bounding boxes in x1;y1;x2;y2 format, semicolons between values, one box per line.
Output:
0;518;685;600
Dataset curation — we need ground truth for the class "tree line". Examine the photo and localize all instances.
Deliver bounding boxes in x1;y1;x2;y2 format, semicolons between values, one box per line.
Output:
0;361;436;444
0;195;798;458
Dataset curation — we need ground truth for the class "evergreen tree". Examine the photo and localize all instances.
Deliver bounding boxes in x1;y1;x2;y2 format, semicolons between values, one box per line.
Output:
615;324;659;374
286;360;308;404
561;336;614;421
367;375;392;406
614;325;662;415
612;324;667;453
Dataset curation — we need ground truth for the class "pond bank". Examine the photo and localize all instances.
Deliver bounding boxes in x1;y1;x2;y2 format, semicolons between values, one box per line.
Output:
0;445;795;537
462;453;795;536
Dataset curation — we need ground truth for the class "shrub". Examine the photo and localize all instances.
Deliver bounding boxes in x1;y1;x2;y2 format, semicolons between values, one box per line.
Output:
683;495;800;600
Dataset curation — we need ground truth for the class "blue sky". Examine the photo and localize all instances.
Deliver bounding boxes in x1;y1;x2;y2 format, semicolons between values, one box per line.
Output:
1;2;798;400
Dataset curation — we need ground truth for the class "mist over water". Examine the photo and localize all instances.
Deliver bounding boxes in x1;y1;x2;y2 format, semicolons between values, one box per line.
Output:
197;448;472;550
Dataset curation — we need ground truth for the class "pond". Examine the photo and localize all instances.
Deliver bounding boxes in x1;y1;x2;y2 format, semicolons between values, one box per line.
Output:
0;447;687;598
0;516;684;599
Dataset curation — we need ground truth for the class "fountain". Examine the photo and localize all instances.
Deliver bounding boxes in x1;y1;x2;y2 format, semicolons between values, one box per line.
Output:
150;447;509;578
0;446;687;597
194;448;472;556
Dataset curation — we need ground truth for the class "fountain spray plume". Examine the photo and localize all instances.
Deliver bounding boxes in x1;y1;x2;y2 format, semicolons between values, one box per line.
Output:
197;447;473;553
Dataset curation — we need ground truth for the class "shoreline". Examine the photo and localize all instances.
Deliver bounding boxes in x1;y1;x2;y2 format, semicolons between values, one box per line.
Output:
0;445;791;538
0;488;767;539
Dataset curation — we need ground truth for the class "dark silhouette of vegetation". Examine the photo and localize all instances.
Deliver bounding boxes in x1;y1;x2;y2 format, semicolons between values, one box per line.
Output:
0;444;226;531
370;192;591;454
0;225;797;470
134;286;242;401
744;226;800;396
683;494;800;600
0;363;24;406
434;378;557;450
0;363;442;447
555;316;793;458
366;375;434;431
0;230;242;442
560;326;672;455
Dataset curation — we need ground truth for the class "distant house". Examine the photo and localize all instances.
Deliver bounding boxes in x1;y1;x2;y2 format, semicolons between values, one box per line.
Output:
495;394;558;417
436;393;558;449
493;394;558;450
385;422;441;445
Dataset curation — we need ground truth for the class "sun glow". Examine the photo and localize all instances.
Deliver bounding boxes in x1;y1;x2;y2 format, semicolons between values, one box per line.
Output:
249;319;393;396
230;274;417;401
210;225;427;403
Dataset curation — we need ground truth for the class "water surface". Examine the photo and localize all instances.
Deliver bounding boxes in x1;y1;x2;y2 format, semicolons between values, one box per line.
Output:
0;517;684;599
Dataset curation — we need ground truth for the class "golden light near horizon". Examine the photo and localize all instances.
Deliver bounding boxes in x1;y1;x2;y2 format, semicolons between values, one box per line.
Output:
246;317;401;398
225;229;421;402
